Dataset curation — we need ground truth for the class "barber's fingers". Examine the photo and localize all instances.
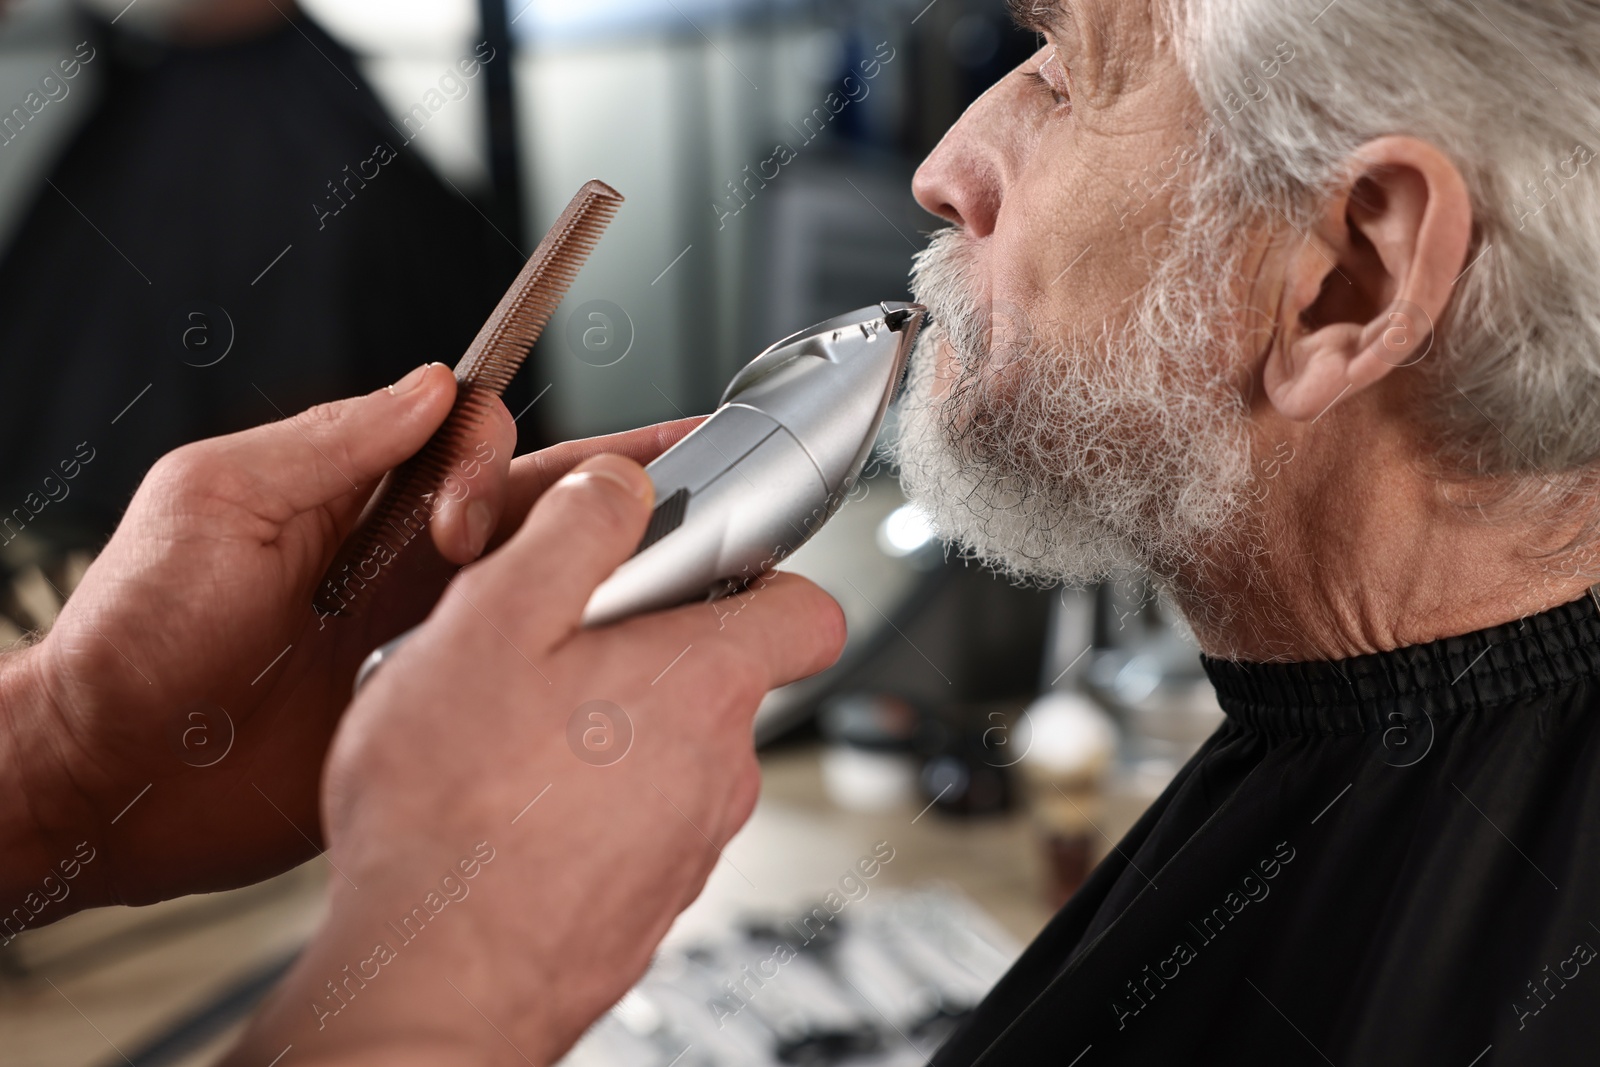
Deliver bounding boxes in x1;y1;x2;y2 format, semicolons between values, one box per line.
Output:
640;571;849;695
428;398;517;564
732;572;849;690
468;454;656;648
190;364;458;524
493;417;706;549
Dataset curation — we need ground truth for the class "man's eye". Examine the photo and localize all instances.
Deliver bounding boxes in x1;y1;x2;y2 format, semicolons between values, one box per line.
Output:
1026;51;1071;108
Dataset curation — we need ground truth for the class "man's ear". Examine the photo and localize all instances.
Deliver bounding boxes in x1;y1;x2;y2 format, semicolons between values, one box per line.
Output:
1263;136;1473;421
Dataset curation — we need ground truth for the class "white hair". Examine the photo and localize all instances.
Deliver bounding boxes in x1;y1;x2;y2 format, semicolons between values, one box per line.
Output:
1167;0;1600;487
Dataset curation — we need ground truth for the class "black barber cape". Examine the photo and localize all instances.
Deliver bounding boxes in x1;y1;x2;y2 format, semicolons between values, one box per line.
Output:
931;591;1600;1066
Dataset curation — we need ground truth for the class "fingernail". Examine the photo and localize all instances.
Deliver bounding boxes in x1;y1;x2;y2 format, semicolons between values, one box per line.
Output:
466;500;494;556
387;363;438;396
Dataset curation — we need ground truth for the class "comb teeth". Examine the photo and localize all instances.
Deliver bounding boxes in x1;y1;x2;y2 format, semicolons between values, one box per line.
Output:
315;180;625;619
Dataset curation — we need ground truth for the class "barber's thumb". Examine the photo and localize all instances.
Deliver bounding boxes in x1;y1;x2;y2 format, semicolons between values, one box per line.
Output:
491;453;656;634
221;363;457;516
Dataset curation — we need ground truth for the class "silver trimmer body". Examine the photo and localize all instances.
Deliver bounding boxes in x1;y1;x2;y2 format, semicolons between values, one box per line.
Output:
354;301;926;692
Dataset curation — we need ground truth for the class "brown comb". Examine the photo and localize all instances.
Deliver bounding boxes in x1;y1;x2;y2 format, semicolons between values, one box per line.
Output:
315;179;625;618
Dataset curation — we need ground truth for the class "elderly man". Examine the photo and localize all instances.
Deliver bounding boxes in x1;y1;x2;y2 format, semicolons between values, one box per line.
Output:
890;0;1600;1063
2;0;1596;1065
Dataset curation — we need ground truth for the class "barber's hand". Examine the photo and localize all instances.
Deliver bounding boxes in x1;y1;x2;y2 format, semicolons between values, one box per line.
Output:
5;364;703;907
224;454;847;1067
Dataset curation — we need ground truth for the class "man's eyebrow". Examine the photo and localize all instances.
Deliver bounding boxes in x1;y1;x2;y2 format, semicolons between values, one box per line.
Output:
1005;0;1071;36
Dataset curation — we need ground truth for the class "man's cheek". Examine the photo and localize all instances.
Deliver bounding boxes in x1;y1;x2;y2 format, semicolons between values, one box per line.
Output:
926;337;965;402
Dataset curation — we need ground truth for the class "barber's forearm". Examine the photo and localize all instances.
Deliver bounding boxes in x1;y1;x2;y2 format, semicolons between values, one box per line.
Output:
0;642;102;915
223;875;565;1067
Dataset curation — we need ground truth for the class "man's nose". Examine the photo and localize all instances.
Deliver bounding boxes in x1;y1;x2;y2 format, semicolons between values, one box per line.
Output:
912;85;1010;238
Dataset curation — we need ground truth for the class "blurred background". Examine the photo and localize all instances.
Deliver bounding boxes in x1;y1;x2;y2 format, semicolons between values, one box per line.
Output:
0;1;1224;1064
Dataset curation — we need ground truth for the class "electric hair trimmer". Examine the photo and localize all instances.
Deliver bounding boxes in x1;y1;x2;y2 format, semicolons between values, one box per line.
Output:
354;301;927;691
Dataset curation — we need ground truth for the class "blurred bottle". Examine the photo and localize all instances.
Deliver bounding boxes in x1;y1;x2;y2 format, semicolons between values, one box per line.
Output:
1017;690;1117;908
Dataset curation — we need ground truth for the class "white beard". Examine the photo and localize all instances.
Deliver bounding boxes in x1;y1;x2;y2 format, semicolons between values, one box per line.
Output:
890;223;1258;595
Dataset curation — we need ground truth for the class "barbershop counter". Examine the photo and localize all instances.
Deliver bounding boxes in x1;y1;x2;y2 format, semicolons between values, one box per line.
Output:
0;744;1160;1067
